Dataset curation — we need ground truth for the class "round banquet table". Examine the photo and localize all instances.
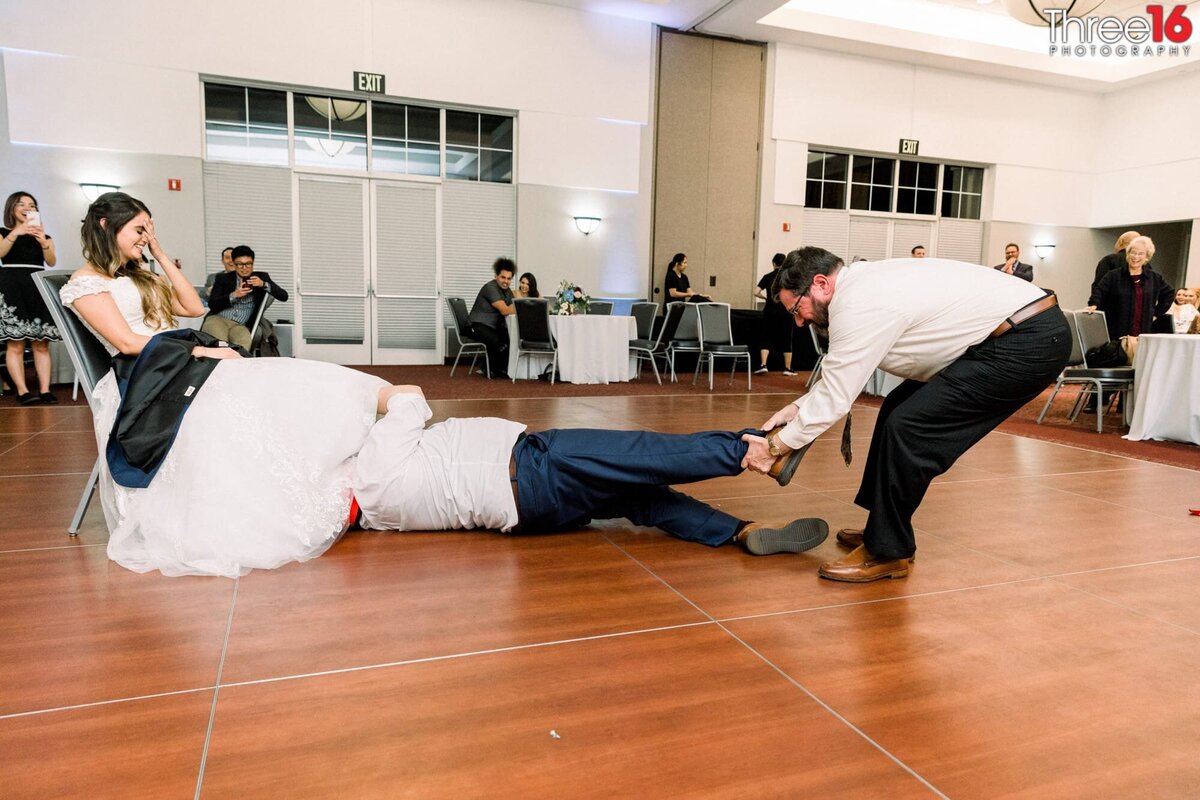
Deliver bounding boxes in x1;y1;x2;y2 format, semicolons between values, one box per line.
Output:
1125;333;1200;445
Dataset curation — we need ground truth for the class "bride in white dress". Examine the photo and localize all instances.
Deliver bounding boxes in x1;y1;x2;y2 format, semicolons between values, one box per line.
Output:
62;192;391;578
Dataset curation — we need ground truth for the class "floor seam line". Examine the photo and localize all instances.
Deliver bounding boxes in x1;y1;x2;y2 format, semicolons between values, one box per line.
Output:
0;686;216;721
195;578;239;800
1049;576;1200;636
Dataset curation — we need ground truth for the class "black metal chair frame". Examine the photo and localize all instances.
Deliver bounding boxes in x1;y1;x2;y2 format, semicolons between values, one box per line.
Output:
446;297;491;378
807;325;827;388
1036;309;1134;433
32;270;113;535
630;302;685;385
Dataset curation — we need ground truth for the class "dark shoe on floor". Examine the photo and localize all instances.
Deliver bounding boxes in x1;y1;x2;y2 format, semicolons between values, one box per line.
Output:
17;392;40;405
836;527;864;549
818;545;912;582
39;392;58;405
736;518;828;555
764;426;812;487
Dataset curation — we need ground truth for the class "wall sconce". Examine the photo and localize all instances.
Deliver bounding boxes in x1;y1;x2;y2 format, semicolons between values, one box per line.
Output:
573;216;601;236
80;183;121;203
1034;244;1056;260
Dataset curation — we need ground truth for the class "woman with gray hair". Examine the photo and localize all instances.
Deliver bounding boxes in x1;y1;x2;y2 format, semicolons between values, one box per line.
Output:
1086;235;1174;341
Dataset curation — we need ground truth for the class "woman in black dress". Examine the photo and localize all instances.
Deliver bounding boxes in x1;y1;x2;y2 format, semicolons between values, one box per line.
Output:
754;252;795;375
0;191;60;404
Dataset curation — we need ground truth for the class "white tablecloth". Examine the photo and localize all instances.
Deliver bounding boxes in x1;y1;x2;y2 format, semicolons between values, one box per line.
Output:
506;314;637;384
1126;334;1200;445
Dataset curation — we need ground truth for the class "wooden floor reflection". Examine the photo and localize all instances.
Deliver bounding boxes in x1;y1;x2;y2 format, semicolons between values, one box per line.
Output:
2;391;1198;798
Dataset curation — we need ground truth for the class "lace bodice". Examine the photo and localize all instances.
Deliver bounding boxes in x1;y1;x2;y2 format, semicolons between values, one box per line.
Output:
60;275;175;356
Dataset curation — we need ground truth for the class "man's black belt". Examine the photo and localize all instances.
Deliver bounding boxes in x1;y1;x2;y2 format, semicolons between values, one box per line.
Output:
989;294;1058;339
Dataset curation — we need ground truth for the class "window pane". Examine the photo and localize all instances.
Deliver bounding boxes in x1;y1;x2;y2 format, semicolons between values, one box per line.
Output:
247;88;287;129
479;149;513;183
898;160;917;188
445;110;478;147
293;94;367;170
408;105;440;143
807;152;825;180
961;194;981;219
805;181;822;207
851;157;872;184
371;102;407;174
870;185;891;212
408;141;441;177
445;145;479;180
896;187;915;214
941;192;958;217
873;158;895;185
205;84;246;125
943;165;961;192
917;162;938;189
849;183;869;210
822;182;845;209
480;114;513;150
916;189;936;215
825;153;848;183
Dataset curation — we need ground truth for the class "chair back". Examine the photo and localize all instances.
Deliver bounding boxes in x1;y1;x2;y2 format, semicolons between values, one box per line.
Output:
1075;309;1112;357
696;302;733;346
655;302;687;349
587;301;614;316
515;298;553;345
631;302;658;339
446;297;473;340
1062;310;1084;367
248;293;275;351
32;270;113;408
672;302;699;342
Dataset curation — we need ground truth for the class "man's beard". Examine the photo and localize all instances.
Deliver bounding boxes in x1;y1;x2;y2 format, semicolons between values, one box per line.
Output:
809;296;830;328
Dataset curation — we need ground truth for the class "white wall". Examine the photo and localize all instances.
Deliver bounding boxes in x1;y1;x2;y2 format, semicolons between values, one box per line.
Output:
0;0;657;295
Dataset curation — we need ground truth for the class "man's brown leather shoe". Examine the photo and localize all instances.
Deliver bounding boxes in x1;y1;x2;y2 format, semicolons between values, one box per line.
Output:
818;545;911;582
764;427;812;487
835;527;863;549
735;518;828;555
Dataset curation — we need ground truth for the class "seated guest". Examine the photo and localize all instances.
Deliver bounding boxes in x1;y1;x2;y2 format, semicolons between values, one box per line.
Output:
202;245;288;352
467;257;516;378
993;243;1033;282
665;252;710;303
514;272;540;299
910;245;926;258
203;246;234;299
353;385;828;556
1168;287;1198;334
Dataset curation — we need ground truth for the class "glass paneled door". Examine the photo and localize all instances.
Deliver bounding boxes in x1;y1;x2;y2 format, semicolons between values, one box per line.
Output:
294;174;441;364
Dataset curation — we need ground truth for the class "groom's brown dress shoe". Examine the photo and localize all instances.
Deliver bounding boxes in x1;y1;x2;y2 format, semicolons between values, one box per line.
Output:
818;545;912;582
735;518;828;555
764;427;812;487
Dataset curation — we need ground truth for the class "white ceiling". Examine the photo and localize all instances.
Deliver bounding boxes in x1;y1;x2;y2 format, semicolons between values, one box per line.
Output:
525;0;1200;91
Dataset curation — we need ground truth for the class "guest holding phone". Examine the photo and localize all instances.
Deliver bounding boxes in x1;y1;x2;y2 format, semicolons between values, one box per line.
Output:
0;191;61;404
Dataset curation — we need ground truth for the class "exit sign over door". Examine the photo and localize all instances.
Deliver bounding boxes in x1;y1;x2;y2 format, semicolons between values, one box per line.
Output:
899;138;919;156
354;71;385;93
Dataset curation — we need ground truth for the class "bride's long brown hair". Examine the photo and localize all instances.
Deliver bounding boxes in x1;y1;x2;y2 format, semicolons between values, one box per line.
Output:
80;192;176;329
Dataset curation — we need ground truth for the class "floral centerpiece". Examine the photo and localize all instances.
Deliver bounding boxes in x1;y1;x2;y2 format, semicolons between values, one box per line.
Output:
551;279;590;315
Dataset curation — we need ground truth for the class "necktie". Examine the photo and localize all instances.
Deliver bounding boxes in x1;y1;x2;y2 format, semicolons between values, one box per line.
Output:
840;411;853;466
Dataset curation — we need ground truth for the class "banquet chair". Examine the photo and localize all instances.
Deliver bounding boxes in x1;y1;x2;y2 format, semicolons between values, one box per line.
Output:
630;301;658;340
246;294;274;356
587;301;614;315
667;302;703;382
32;270;112;535
630;301;685;385
1035;310;1133;433
807;325;827;388
513;298;558;384
446;297;491;378
693;302;751;390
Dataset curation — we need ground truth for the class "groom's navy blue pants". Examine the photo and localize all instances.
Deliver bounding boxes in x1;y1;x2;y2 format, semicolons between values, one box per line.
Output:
512;428;757;546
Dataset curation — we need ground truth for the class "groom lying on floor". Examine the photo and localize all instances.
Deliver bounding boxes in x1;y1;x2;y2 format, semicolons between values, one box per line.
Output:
349;386;824;555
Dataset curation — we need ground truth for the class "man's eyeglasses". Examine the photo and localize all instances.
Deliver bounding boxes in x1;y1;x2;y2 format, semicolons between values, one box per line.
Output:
786;289;809;318
233;261;254;268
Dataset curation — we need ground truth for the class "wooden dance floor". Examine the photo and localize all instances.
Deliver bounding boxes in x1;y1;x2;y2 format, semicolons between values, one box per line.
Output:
2;391;1199;797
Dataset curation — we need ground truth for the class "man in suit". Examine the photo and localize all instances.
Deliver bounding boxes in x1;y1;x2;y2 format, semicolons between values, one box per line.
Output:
202;244;288;352
993;243;1034;282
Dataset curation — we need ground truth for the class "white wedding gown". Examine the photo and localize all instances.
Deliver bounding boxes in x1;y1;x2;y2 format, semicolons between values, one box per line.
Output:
61;275;388;578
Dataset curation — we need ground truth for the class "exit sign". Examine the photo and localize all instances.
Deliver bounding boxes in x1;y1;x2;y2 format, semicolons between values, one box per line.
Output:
354;71;385;94
899;138;919;156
